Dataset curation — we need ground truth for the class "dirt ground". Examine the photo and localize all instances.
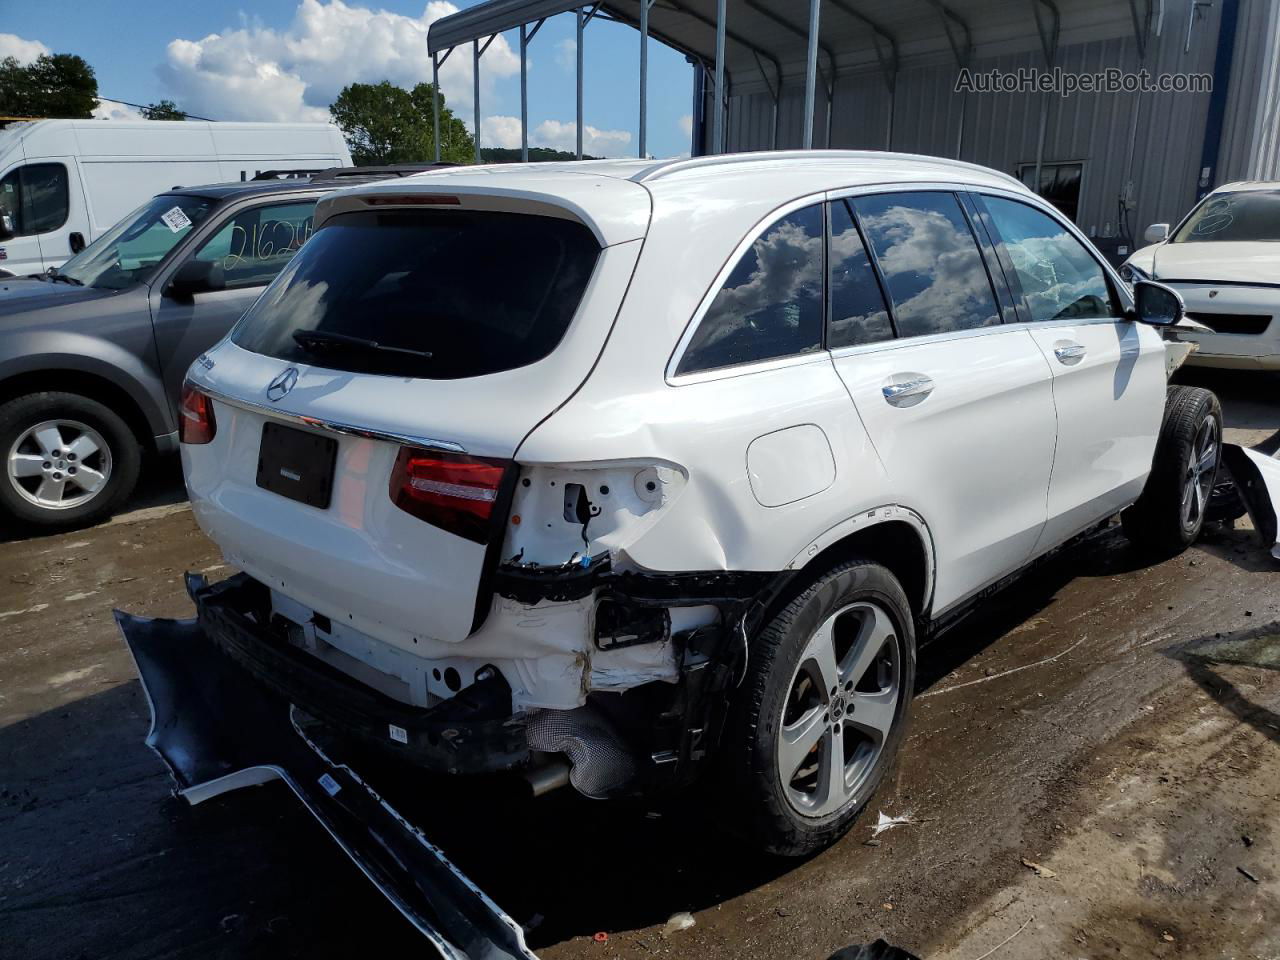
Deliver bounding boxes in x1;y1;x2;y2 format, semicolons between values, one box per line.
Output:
1;367;1277;960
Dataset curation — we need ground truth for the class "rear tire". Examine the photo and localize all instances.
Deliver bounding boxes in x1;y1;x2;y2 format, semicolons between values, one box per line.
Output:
719;559;916;857
1122;385;1222;555
0;392;141;530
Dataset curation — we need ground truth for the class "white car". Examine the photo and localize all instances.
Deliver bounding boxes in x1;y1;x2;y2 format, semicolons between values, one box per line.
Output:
1123;181;1280;370
174;151;1219;858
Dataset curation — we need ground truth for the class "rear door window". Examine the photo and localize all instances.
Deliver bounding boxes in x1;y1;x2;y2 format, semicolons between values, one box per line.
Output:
232;209;600;379
828;199;893;348
851;191;1001;339
979;195;1119;322
676;203;824;374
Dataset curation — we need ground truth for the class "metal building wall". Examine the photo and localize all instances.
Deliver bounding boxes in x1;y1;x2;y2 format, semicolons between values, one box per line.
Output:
1219;0;1280;182
717;1;1234;250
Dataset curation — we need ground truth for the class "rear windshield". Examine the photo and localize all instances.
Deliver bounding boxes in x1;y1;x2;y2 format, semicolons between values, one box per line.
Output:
231;208;601;379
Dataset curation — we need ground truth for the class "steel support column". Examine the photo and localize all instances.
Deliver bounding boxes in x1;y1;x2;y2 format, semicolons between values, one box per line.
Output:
576;7;585;159
520;24;529;162
803;0;822;148
640;0;654;158
432;51;442;162
1030;0;1061;196
519;19;545;163
712;0;727;154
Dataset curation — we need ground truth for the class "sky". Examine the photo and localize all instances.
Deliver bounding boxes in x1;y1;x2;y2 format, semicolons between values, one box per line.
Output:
0;0;696;158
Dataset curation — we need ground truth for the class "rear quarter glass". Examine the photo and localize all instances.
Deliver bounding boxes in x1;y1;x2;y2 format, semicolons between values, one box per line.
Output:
231;208;600;380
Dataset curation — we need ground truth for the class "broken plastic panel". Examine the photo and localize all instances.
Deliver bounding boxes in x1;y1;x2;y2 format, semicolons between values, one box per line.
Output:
1221;443;1280;559
114;608;538;960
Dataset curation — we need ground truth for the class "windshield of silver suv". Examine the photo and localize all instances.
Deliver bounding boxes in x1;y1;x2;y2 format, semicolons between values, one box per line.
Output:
1172;189;1280;243
53;193;217;289
231;208;600;379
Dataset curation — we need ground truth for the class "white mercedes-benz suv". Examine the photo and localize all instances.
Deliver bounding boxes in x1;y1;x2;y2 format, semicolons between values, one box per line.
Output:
1123;181;1280;370
175;151;1221;856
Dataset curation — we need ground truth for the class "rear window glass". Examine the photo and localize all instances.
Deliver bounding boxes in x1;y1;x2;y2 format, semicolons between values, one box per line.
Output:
231;209;600;379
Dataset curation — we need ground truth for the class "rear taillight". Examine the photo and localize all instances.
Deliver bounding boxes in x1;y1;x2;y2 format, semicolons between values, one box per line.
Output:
390;447;510;543
179;383;216;444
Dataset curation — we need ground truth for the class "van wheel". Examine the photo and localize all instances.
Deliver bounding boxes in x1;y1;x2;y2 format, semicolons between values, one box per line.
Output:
0;392;141;530
720;559;916;857
1122;385;1223;555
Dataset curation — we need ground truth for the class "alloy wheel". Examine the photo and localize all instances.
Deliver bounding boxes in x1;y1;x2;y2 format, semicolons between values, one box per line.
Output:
6;419;113;511
778;601;902;819
1180;417;1218;532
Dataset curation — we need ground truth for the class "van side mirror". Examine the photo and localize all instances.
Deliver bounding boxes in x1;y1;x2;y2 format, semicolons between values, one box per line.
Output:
167;259;225;299
1143;223;1170;244
0;213;14;242
1129;280;1184;327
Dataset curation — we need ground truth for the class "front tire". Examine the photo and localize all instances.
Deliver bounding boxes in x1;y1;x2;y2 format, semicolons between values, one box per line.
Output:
0;392;141;530
1122;385;1222;555
720;560;916;857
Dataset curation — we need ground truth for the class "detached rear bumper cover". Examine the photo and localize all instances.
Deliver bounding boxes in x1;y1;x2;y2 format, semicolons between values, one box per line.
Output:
1222;443;1280;559
115;606;537;960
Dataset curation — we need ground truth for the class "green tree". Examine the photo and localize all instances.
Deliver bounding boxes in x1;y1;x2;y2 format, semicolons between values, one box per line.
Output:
329;80;473;165
141;99;187;121
0;53;98;119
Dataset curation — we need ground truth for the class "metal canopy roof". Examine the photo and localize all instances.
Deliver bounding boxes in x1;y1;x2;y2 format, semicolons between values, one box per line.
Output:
427;0;1141;160
429;0;1136;78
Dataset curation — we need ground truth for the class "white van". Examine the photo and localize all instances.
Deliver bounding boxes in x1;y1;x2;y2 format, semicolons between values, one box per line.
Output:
0;119;352;277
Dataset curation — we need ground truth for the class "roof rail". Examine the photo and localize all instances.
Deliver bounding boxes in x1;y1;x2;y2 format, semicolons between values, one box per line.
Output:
311;163;458;180
633;150;1023;187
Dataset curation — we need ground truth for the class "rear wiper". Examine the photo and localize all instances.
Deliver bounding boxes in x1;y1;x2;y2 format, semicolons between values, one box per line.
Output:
292;329;432;359
45;266;83;286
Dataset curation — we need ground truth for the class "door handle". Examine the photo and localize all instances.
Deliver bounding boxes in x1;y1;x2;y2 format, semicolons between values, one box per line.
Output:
1053;342;1086;365
68;232;85;254
882;374;934;407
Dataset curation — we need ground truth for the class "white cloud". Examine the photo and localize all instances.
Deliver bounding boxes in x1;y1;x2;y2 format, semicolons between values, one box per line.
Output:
93;100;144;121
157;0;519;124
480;116;633;158
555;38;576;72
534;119;631;157
678;114;693;137
480;115;523;149
0;33;50;64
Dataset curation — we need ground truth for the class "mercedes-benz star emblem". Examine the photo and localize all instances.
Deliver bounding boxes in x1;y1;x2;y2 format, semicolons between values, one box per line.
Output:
266;367;299;402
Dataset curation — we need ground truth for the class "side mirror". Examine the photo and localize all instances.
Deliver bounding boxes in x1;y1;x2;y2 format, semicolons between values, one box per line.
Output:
1130;280;1184;327
0;213;14;242
166;259;224;300
1143;223;1170;244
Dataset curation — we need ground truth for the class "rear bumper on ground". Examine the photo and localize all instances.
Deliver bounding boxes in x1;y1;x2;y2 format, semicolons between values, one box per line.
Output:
189;572;529;775
114;604;537;960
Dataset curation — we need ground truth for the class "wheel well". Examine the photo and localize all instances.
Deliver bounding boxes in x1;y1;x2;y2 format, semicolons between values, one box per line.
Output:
0;370;156;450
763;520;932;627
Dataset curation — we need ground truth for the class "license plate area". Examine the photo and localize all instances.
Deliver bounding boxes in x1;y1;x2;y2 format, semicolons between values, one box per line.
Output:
256;422;338;509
